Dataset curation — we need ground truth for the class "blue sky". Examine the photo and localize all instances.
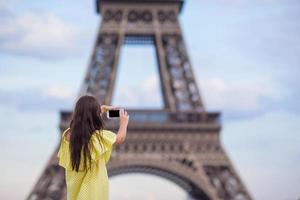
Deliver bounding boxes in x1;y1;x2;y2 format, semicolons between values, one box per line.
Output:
0;0;299;199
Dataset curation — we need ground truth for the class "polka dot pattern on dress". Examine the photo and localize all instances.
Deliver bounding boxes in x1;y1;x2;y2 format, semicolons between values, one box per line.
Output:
57;128;117;200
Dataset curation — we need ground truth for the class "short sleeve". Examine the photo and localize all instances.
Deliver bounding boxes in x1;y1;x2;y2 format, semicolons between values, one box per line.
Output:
57;128;68;159
57;128;75;171
90;129;117;164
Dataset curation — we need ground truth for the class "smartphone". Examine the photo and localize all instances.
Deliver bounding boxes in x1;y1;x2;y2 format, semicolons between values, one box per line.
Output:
107;109;120;118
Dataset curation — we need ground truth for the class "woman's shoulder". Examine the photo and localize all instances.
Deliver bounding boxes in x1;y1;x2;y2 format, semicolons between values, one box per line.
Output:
94;129;117;144
61;128;71;142
95;129;116;135
62;127;70;135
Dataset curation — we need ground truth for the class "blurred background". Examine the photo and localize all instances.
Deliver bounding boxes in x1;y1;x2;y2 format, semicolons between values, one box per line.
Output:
0;0;299;199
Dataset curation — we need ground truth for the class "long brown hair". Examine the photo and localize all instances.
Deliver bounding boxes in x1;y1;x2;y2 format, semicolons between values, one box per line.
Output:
69;95;105;172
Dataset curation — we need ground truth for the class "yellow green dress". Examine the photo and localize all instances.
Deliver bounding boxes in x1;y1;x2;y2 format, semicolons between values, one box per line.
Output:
57;128;117;200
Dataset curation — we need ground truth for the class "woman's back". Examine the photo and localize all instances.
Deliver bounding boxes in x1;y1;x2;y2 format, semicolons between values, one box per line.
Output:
57;128;117;200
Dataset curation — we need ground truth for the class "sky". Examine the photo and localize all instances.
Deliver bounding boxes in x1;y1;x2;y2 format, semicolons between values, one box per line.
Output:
0;0;300;199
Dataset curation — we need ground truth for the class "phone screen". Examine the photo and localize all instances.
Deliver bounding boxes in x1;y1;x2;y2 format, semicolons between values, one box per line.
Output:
108;109;120;118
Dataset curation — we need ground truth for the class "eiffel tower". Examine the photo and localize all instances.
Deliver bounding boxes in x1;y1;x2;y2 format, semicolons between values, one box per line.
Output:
26;0;252;199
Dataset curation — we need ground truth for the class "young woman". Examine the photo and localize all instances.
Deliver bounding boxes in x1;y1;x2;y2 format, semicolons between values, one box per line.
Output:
57;95;129;200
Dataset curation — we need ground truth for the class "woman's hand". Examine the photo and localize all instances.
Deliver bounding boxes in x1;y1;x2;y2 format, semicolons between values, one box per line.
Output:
100;105;119;113
119;108;129;127
115;108;129;145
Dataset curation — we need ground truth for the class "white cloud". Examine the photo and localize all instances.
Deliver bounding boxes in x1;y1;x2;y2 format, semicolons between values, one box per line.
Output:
199;77;284;120
113;74;163;108
200;78;276;111
0;86;74;112
0;8;78;59
42;85;74;100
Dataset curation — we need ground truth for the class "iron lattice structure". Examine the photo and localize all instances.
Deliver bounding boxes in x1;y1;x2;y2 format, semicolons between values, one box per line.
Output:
26;0;252;199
